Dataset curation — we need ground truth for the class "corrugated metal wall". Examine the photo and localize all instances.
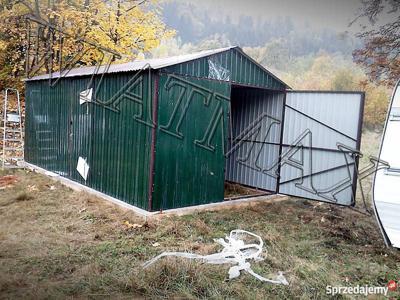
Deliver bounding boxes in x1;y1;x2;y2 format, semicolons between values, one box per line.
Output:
25;78;76;176
151;73;230;210
25;71;153;210
225;87;284;192
25;50;289;211
278;91;363;205
161;48;286;90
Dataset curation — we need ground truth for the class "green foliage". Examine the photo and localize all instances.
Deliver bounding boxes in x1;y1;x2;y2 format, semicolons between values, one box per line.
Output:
362;82;390;128
331;70;358;91
244;38;291;71
277;53;390;128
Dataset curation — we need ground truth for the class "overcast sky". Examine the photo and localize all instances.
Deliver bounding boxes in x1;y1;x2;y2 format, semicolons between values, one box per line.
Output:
175;0;394;33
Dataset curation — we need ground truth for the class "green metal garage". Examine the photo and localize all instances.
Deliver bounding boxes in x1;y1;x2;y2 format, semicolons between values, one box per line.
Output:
25;46;364;212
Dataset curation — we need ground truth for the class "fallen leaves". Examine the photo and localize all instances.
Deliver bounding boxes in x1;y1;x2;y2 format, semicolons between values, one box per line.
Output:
0;175;18;189
123;220;143;229
27;185;38;192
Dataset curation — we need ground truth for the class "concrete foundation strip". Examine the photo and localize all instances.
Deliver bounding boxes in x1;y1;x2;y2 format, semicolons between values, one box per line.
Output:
24;162;290;218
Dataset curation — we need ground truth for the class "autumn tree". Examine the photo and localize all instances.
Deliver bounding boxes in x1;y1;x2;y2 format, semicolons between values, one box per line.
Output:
352;0;400;86
0;0;174;91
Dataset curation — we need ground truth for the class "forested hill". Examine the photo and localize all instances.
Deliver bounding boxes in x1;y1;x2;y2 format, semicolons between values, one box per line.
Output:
161;1;359;58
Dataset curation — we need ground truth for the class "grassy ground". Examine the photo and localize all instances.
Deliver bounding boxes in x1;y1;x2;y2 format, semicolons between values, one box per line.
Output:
1;130;399;299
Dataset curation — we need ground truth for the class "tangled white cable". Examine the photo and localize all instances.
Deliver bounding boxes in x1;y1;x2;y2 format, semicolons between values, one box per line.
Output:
142;229;288;285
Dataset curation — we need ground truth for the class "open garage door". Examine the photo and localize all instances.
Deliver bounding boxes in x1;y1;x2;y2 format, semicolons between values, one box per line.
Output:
225;87;285;193
278;91;364;206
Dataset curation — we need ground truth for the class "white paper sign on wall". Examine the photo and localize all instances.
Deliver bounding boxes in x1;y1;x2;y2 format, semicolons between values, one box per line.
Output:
76;157;89;181
79;88;93;105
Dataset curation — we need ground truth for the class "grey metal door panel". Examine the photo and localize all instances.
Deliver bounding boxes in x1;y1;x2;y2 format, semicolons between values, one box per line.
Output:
282;108;358;149
226;141;281;191
285;92;362;138
279;148;356;181
278;91;364;206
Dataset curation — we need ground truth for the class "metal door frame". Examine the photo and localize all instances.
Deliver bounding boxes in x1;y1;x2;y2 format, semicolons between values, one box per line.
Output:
225;85;286;194
276;90;365;206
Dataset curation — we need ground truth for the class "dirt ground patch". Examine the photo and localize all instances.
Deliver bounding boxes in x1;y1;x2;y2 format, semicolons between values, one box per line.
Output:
224;181;266;198
1;130;399;299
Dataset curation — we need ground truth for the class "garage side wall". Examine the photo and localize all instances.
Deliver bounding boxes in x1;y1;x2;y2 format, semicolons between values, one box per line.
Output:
25;71;154;210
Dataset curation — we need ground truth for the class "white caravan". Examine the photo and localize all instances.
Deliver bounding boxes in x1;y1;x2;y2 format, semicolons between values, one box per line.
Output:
373;80;400;248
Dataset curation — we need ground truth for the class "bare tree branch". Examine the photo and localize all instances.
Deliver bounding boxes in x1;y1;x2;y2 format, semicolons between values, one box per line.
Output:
352;0;400;86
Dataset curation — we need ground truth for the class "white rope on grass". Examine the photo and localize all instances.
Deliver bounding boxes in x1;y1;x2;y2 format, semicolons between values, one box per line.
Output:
142;229;288;285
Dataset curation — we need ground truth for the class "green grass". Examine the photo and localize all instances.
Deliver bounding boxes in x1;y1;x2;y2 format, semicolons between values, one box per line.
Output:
0;130;399;299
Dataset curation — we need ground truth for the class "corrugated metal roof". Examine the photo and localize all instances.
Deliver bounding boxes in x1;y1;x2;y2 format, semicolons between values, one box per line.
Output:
25;46;289;88
25;47;236;81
